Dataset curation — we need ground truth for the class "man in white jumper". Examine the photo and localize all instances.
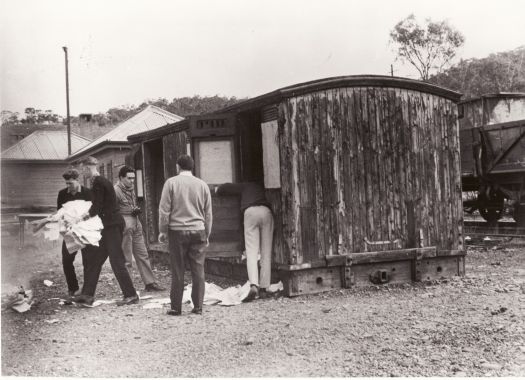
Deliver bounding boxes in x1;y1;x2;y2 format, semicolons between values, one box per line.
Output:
158;155;212;316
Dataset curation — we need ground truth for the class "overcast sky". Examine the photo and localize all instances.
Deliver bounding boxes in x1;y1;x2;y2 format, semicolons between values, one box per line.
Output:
1;0;524;116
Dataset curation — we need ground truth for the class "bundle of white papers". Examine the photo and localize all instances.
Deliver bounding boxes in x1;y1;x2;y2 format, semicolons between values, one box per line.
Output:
36;200;104;253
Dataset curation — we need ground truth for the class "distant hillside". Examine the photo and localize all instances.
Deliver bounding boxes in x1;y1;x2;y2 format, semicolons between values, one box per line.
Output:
429;46;525;98
89;95;247;126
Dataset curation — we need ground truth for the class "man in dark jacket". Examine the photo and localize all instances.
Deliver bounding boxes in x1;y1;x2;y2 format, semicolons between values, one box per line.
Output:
72;156;139;306
56;169;95;296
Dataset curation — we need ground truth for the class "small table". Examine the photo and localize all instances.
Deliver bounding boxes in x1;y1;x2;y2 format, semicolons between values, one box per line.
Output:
17;213;50;248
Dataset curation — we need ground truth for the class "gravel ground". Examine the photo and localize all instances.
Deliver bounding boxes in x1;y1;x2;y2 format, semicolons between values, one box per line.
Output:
1;228;525;377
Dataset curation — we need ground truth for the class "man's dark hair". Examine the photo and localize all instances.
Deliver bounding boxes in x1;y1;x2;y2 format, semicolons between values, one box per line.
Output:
177;155;194;171
119;165;135;179
62;168;80;180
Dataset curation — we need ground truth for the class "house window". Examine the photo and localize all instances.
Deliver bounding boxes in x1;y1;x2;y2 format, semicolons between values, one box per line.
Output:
99;164;105;178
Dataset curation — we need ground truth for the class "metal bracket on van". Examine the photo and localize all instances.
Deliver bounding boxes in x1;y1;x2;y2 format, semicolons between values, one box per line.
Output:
369;269;390;284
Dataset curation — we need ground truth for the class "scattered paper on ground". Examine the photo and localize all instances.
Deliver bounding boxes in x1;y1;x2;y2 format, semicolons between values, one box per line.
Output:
268;281;284;293
142;281;282;309
8;288;33;313
92;299;116;307
43;280;53;287
141;298;170;309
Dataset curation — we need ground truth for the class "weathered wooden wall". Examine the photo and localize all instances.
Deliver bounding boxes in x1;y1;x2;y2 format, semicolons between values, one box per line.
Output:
277;87;463;265
1;162;68;209
163;131;188;179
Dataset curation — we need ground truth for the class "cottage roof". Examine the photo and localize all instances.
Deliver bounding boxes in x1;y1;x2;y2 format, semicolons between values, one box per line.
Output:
68;105;183;160
1;130;91;161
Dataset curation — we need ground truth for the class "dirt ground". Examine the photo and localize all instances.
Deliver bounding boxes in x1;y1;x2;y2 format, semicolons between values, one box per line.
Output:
1;223;525;377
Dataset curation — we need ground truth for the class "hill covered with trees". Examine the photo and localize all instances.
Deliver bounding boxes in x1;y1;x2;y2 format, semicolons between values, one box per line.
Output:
429;46;525;98
2;95;246;127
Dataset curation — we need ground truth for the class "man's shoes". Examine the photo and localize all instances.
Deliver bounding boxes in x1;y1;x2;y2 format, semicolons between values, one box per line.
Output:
243;285;258;302
166;310;181;316
116;294;139;306
258;289;282;300
191;308;202;315
68;289;81;297
145;282;165;292
258;288;271;299
72;294;94;305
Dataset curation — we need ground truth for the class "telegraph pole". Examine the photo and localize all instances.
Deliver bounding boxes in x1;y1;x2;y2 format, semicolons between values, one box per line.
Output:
62;46;71;156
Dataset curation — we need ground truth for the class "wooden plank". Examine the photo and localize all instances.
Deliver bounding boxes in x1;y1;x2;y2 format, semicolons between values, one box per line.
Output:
325;89;339;257
367;87;381;245
281;267;342;297
266;189;286;265
409;90;426;247
419;255;464;281
319;91;333;258
398;89;411;248
295;95;311;262
427;93;439;247
349;87;361;252
279;98;299;264
450;98;464;251
340;87;354;253
391;89;405;248
351;247;436;264
376;88;391;245
386;88;400;247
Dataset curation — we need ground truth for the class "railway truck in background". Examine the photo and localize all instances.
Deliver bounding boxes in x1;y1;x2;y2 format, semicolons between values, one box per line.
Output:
459;93;525;225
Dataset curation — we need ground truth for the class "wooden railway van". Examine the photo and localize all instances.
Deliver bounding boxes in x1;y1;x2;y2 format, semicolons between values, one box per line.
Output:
128;75;465;296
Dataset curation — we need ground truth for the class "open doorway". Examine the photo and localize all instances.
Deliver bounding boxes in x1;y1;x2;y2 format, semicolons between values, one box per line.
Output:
238;111;264;183
143;139;164;244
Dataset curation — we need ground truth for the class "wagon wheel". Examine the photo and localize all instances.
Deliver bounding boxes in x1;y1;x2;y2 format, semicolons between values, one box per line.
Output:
477;190;504;223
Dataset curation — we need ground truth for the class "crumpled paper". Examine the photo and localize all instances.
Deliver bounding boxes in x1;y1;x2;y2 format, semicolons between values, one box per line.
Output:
33;200;103;253
149;280;283;309
6;287;34;313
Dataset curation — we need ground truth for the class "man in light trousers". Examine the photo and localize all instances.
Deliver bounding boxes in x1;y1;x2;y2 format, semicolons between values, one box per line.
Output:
216;182;274;301
114;166;164;292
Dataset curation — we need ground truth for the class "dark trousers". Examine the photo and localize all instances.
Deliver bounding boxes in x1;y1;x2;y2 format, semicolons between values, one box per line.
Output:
62;241;90;292
168;230;207;312
82;224;137;298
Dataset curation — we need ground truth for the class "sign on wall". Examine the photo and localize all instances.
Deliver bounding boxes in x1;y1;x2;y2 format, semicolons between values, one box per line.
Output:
195;139;234;184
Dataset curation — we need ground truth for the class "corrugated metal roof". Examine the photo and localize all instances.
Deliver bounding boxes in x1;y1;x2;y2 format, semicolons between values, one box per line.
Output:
1;130;91;160
69;105;183;159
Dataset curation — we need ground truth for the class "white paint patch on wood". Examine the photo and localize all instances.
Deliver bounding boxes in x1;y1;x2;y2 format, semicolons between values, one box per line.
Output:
261;120;281;189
